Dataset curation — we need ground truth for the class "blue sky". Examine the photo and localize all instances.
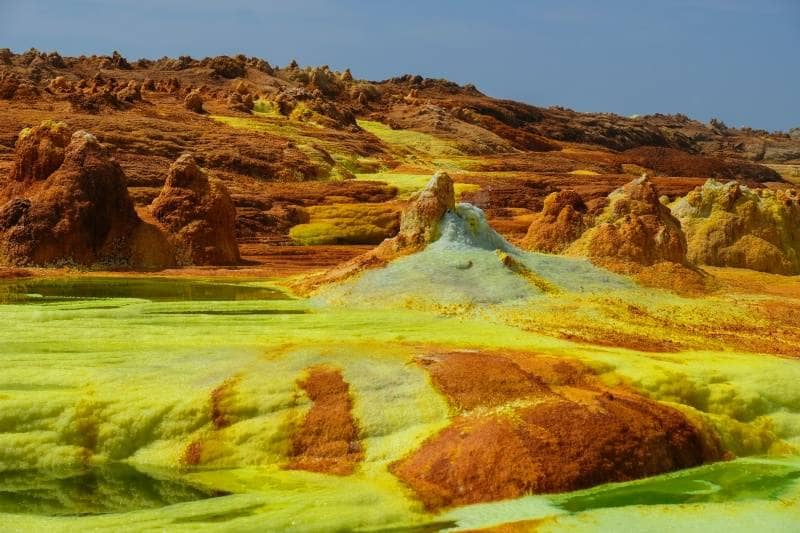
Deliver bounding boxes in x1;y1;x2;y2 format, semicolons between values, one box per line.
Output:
2;0;798;131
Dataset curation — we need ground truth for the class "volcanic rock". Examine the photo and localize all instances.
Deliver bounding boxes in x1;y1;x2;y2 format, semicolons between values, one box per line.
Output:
109;50;131;70
568;175;688;267
0;71;20;99
390;350;720;510
520;190;589;253
151;154;240;265
227;91;253;113
206;55;245;79
45;52;66;68
295;171;455;292
308;67;344;97
0;128;174;268
164;77;181;94
47;76;72;93
68;89;123;113
116;80;142;103
670;180;800;274
234;81;249;95
396;170;455;247
8;120;71;185
618;146;781;182
184;90;204;113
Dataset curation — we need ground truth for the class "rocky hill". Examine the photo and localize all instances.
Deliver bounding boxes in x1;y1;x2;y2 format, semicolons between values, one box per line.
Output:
1;48;798;271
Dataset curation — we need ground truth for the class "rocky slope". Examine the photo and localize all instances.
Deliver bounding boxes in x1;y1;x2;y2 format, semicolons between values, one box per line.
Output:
0;48;797;273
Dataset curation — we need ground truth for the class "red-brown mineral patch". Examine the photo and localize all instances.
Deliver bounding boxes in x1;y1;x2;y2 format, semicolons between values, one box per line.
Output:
416;351;551;411
286;365;363;476
390;350;720;510
618;146;781;183
211;376;242;430
181;440;203;466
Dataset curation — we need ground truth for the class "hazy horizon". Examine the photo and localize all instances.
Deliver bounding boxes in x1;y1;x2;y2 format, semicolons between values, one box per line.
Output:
2;0;798;131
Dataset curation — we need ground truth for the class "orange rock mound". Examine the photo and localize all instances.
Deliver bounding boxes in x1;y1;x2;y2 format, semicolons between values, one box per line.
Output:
390;350;721;510
574;176;715;293
519;189;589;253
568;175;687;266
152;154;240;265
8;120;71;185
0;123;173;268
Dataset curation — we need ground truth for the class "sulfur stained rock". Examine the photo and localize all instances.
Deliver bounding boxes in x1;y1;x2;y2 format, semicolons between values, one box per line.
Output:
293;171;455;292
0;71;20;99
568;175;687;267
390;350;720;510
396;170;455;247
0;127;174;268
670;180;800;274
8;120;71;186
152;153;240;265
520;189;588;253
47;75;73;93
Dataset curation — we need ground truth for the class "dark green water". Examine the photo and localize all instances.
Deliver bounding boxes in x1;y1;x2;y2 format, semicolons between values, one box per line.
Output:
0;464;227;516
555;459;800;512
0;277;289;303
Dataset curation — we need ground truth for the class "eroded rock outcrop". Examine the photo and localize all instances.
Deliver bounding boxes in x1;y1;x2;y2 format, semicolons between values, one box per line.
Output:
0;126;173;268
295;171;454;291
542;176;712;294
567;175;688;268
8;120;71;186
152;154;240;265
227;91;254;113
184;90;204;113
670;180;800;274
395;170;455;247
520;190;589;253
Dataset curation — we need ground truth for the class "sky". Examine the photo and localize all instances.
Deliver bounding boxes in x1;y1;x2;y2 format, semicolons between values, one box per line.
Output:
1;0;798;131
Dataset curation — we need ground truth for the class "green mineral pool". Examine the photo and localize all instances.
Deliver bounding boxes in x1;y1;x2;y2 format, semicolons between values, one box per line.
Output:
0;277;798;531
